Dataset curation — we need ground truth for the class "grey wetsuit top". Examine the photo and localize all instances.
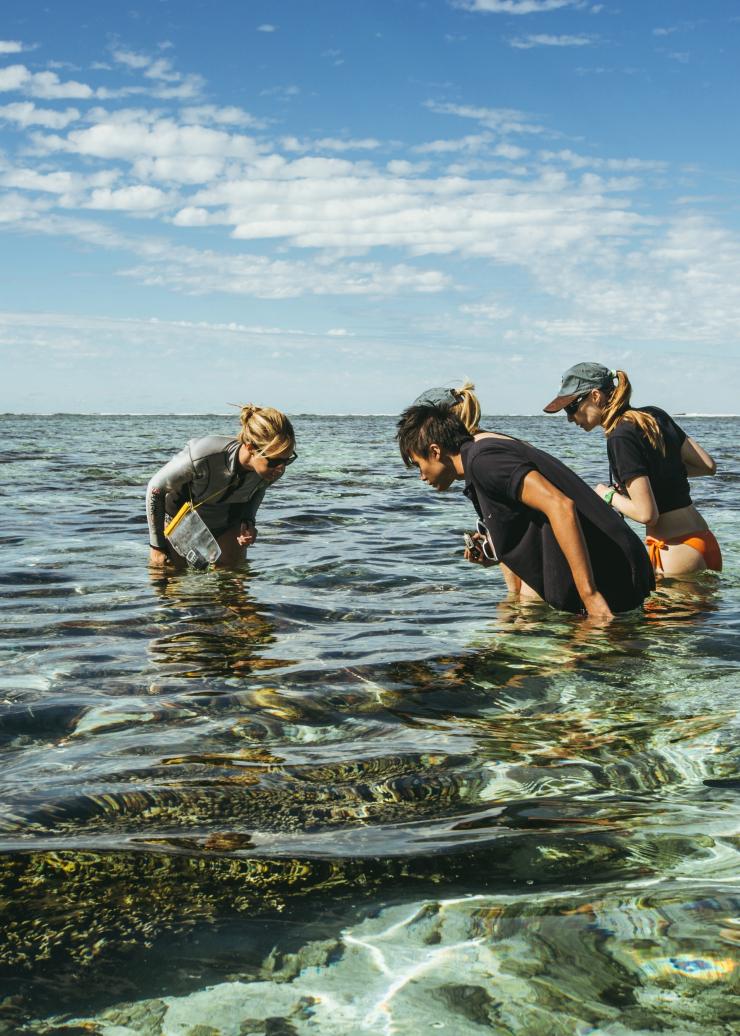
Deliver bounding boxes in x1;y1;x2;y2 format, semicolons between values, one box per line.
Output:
146;436;267;551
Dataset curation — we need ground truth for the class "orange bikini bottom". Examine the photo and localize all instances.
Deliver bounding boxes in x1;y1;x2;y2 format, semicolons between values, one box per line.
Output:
645;530;723;573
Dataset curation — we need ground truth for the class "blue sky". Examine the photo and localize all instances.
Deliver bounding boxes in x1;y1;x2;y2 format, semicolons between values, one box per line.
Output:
1;0;738;414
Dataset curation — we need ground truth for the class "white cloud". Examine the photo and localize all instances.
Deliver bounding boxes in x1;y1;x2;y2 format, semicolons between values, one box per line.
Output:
281;136;381;153
386;160;429;175
539;149;666;172
0;102;79;129
111;47;178;82
133;156;230;185
521;214;740;346
177;163;650;262
34;116;261;163
424;101;550;136
108;47;204;98
0;40;25;54
180;104;266;128
171;206;213;226
414;133;494;154
85;185;171;212
509;34;596;49
0;189;54;223
0;64;94;98
452;0;579;13
257;24;277;32
0;202;452;299
0;165;118;196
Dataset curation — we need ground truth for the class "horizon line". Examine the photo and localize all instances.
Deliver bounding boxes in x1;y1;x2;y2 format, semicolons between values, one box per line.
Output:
1;411;739;419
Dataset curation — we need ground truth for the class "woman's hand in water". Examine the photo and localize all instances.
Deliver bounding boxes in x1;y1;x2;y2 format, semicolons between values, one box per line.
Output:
149;547;170;568
581;589;614;622
237;522;257;547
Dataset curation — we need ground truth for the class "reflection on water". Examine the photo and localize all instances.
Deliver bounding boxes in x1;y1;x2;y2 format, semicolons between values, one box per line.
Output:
0;414;738;1032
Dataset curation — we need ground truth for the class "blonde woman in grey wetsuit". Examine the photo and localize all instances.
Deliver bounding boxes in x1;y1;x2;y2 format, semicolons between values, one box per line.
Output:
146;404;296;569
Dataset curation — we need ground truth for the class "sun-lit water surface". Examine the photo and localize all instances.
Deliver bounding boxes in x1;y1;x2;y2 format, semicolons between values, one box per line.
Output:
0;414;738;1033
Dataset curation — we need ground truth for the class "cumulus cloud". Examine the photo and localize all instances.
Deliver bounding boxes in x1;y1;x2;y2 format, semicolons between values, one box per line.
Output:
34;115;261;165
0;165;118;197
0;102;79;129
509;34;596;49
84;185;171;212
0;64;93;99
0;40;25;54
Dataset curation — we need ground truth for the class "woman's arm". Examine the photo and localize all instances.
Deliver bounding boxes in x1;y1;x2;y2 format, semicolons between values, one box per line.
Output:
596;475;659;526
681;436;717;477
146;446;196;555
518;471;613;620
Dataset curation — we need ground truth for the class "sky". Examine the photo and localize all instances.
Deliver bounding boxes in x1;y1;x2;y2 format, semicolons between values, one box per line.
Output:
1;0;738;414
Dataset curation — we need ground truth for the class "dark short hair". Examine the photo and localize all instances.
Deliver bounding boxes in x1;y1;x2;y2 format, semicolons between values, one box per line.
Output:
396;403;472;467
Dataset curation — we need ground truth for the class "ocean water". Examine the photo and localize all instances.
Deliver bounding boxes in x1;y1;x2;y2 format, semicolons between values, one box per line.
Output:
0;413;738;1035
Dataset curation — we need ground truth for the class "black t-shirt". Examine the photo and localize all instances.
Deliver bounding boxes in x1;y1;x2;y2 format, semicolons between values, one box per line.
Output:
606;406;691;515
462;436;654;614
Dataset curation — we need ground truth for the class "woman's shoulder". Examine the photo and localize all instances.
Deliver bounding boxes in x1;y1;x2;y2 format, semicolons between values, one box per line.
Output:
187;434;235;459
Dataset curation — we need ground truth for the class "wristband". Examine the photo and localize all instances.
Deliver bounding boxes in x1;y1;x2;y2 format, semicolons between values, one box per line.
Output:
603;487;616;506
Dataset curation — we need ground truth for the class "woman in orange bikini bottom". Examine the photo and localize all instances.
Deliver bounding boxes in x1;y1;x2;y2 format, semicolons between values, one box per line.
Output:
645;531;723;573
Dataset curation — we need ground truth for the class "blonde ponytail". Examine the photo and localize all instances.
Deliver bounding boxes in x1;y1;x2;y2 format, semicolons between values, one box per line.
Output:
602;371;664;455
452;381;482;435
237;403;295;457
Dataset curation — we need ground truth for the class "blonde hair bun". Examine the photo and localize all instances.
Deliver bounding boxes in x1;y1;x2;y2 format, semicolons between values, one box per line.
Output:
237;403;296;457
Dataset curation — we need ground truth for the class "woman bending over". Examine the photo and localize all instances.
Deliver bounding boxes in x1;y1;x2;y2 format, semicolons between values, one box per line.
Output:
408;383;654;614
413;383;538;599
543;363;720;576
147;404;296;569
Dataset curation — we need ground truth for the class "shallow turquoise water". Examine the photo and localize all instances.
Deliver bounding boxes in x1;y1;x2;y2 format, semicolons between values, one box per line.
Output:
0;414;738;1033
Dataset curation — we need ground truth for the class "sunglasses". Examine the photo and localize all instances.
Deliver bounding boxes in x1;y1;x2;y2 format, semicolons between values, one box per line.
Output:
264;451;297;468
564;393;589;417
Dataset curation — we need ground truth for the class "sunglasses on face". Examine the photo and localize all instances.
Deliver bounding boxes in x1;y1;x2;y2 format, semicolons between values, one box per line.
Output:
264;451;298;468
564;393;589;417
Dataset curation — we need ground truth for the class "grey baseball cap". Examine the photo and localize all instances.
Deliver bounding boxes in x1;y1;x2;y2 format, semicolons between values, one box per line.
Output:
412;386;460;408
543;362;616;413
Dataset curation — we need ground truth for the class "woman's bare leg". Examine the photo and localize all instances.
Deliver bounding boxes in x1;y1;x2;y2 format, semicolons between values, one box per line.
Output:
656;543;707;577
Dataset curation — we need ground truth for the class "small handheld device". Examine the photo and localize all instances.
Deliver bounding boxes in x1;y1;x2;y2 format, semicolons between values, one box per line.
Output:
463;531;478;554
